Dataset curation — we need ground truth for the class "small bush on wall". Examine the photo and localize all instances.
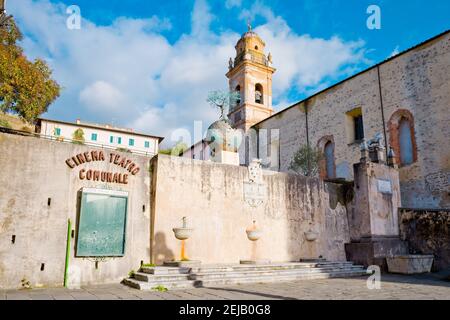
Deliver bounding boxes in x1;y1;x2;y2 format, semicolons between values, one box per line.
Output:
72;128;85;144
289;144;323;177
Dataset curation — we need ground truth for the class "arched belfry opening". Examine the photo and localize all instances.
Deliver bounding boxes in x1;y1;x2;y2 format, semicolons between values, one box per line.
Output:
235;85;241;106
255;84;264;104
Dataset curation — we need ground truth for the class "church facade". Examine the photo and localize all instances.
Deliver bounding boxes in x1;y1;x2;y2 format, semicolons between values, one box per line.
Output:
227;28;450;209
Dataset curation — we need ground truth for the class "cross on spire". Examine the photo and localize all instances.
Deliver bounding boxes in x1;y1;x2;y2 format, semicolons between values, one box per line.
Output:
247;19;252;32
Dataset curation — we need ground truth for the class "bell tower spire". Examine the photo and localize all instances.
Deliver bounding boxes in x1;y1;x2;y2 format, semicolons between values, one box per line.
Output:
226;25;276;132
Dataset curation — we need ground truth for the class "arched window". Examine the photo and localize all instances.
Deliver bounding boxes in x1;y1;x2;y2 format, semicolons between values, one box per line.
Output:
255;84;263;104
388;109;417;167
235;85;241;106
399;118;414;165
317;136;336;180
324;141;336;179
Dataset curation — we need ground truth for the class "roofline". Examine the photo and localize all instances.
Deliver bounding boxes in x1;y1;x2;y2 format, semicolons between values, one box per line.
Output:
36;117;165;142
252;29;450;128
180;139;207;156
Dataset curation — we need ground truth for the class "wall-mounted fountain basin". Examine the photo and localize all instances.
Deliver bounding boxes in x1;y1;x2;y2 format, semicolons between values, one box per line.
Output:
172;228;193;241
246;229;262;241
304;231;319;242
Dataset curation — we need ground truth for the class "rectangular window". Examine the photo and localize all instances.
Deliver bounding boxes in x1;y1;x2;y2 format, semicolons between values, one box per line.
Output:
117;137;122;145
110;136;114;144
345;107;364;143
91;133;98;141
129;138;135;146
354;115;364;141
55;128;61;136
144;141;150;148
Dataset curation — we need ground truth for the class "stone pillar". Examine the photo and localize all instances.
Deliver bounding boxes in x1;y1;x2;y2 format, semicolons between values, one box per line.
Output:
345;161;408;270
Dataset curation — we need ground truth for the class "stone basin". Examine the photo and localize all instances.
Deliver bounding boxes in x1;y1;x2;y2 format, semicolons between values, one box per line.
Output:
246;230;262;241
172;228;193;240
304;231;319;242
386;255;434;274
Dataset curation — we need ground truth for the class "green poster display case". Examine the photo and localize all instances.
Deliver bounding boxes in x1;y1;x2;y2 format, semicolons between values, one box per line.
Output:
76;188;129;257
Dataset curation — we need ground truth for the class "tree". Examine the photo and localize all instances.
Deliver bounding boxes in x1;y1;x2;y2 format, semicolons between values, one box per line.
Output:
0;17;60;123
207;90;240;120
289;144;323;177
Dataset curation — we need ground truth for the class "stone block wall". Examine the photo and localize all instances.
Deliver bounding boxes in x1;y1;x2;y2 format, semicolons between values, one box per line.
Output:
399;208;450;271
254;31;450;209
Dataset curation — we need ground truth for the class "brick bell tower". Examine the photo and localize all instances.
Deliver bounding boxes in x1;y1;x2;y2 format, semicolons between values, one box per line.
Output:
226;24;276;132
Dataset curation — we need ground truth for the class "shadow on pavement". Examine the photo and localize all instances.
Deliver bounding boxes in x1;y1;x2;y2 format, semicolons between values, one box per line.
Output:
202;286;298;300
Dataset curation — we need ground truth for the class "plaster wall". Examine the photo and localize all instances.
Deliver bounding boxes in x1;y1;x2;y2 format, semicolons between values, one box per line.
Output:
151;155;350;265
0;132;151;289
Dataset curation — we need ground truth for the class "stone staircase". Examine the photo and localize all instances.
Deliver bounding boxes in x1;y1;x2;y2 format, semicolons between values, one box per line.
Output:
122;261;370;290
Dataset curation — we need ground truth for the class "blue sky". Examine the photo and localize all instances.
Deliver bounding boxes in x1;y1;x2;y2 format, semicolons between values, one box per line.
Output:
8;0;450;146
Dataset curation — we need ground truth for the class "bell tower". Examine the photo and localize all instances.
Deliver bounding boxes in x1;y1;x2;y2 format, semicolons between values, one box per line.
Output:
226;24;276;132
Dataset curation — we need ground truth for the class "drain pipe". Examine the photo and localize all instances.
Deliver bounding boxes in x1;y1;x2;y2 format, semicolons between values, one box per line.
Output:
64;218;71;288
377;66;389;160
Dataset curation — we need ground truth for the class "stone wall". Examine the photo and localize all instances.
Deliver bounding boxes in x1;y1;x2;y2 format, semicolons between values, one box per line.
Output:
0;132;151;289
399;208;450;271
254;31;450;209
150;155;350;265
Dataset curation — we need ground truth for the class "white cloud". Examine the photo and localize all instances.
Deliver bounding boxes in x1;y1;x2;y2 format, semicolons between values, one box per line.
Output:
389;45;400;58
225;0;242;9
191;0;215;38
9;0;369;147
79;81;125;113
241;2;369;96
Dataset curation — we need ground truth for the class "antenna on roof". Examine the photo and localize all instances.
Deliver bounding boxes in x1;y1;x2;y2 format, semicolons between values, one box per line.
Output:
247;18;252;32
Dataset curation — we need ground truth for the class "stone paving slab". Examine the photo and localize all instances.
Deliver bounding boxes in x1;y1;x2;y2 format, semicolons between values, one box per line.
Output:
1;275;450;300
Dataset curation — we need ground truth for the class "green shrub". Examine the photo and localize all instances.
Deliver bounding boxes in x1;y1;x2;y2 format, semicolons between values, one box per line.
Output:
289;144;323;177
72;128;85;144
152;285;168;292
142;263;156;268
0;119;12;128
117;147;131;153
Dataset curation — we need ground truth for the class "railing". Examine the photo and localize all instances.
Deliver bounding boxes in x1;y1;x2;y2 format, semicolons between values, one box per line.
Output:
0;126;157;158
234;53;269;67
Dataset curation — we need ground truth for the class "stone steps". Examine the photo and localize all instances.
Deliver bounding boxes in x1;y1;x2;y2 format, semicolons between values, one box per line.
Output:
124;268;369;290
140;261;355;275
135;265;363;282
124;261;369;291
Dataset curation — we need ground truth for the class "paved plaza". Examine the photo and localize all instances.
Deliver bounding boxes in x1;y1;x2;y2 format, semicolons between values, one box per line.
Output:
1;274;449;300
